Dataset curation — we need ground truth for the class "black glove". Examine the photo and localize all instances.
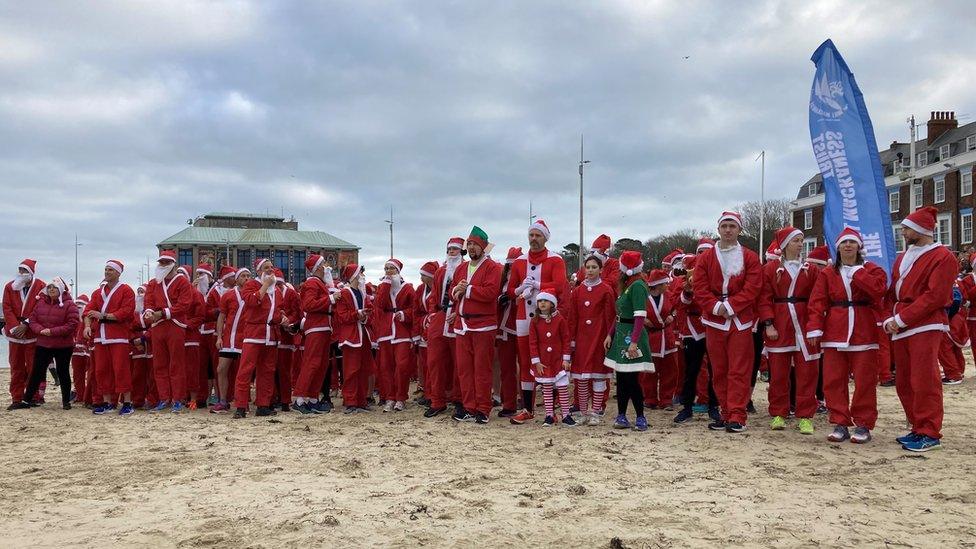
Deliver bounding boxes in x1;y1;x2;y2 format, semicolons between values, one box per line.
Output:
498;294;510;308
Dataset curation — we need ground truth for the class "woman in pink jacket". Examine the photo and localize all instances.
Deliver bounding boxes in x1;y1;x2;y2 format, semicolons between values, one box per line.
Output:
10;277;80;410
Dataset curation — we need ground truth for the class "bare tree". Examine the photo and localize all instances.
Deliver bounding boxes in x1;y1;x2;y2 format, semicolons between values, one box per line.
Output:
736;198;791;252
643;228;713;268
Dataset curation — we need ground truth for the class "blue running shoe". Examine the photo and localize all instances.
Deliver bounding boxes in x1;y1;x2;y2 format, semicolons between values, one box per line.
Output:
692;404;708;413
903;436;941;452
119;403;134;416
92;404;113;415
171;402;185;414
613;414;630;429
895;432;921;445
634;416;648;431
151;401;169;413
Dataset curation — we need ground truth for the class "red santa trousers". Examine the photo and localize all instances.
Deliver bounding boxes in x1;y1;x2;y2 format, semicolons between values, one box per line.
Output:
822;348;877;429
130;356;152;407
295;331;331;399
893;332;944;439
151;322;186;402
416;346;428;389
938;334;965;381
876;327;893;384
184;344;200;399
704;327;754;425
767;351;819;419
640;353;678;408
234;342;277;409
426;335;457;409
456;330;496;416
7;342;34;401
84;360;97;404
340;344;371;408
71;355;87;402
93;343;132;396
495;337;519;411
275;345;294;404
377;341;412;402
969;319;976;370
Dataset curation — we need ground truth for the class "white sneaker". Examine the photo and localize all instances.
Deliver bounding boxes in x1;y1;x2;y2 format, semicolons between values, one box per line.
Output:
383;400;394;413
393;401;404;412
587;413;602;426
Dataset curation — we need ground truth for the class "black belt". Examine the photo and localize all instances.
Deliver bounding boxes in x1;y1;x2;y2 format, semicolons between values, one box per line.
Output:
383;308;402;313
618;318;635;324
460;313;490;319
100;318;117;324
896;300;913;304
647;326;663;333
830;300;871;308
774;297;808;303
687;311;701;317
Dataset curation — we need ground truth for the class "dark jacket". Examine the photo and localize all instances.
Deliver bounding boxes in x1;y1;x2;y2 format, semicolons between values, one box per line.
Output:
28;292;79;348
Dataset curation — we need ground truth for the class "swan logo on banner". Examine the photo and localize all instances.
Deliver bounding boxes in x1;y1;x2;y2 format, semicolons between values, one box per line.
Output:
810;73;847;120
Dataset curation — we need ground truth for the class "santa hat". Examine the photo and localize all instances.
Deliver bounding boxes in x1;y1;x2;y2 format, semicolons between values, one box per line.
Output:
218;265;237;282
235;267;251;279
419;261;439;278
385;258;403;273
105;259;124;274
718;211;743;228
902;206;938;237
195;263;214;278
835;227;863;248
158;250;177;263
305;254;325;273
683;255;698;270
273;268;285;283
75;293;90;306
696;238;715;253
529;219;551;241
647;269;670;287
365;282;376;295
776;226;804;252
341;263;363;282
765;242;782;261
18;258;37;276
591;234;612;253
620;251;644;277
447;237;466;252
176;264;192;278
253;257;272;271
806;245;830;266
663;249;683;267
44;276;71;306
506;247;523;264
467;226;489;251
536;286;558;307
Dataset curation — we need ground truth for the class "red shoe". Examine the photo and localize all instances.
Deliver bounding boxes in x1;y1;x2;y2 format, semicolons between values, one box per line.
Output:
188;401;198;411
509;409;534;425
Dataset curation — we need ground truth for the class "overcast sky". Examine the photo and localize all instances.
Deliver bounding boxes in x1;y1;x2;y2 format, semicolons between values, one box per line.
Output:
1;0;974;291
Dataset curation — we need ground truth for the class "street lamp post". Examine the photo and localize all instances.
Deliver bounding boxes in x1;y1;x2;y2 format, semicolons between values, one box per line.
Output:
756;150;766;255
578;134;591;272
74;234;82;296
384;206;394;258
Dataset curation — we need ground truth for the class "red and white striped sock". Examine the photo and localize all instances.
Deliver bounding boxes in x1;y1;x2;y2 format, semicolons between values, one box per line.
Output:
558;385;571;419
543;384;555;418
576;380;590;414
593;381;607;413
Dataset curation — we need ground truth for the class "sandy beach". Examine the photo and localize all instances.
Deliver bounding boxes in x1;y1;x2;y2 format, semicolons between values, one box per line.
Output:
1;366;974;548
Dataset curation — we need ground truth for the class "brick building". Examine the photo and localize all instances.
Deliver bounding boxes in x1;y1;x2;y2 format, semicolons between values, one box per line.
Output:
790;111;976;254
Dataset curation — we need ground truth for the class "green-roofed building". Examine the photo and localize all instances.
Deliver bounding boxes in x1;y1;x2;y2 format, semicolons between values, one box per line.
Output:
158;212;359;286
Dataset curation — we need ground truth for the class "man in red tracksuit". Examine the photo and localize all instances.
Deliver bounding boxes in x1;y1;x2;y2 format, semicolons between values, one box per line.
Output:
883;206;957;452
233;258;288;418
423;238;466;418
449;226;502;424
294;254;337;414
495;247;521;417
375;258;415;412
83;260;136;415
3;258;45;408
692;211;762;433
143;250;194;413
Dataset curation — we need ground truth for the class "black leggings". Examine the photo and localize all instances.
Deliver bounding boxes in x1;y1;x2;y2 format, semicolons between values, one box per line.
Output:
615;371;644;417
25;346;72;405
681;337;717;409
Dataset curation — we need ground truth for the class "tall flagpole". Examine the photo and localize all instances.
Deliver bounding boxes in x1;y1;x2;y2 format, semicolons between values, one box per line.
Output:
756;150;765;254
578;133;590;271
385;206;394;258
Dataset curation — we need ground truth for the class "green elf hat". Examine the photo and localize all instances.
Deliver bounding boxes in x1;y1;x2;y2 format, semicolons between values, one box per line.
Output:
467;226;490;251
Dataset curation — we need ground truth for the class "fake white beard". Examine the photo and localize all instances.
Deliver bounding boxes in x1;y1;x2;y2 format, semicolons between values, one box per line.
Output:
262;274;276;287
390;274;402;293
357;274;366;289
445;255;462;274
11;273;30;291
135;296;145;314
197;277;210;295
155;263;174;283
323;267;334;287
719;245;744;277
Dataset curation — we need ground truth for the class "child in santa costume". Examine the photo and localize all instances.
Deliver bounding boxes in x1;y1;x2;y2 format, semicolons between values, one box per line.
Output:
212;268;250;413
641;269;679;412
573;234;620;295
335;263;375;413
758;226;822;435
806;228;888;443
83;260;136;416
375;258;416;412
604;251;654;431
884;206;958;452
568;253;616;425
294;254;338;414
528;288;574;426
70;294;90;403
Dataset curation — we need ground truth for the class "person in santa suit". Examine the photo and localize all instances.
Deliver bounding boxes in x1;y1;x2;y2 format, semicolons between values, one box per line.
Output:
233;258;288;418
335;263;374;413
528;287;574;426
212;267;251;413
758;226;822;435
203;265;236;405
691;211;763;433
883;206;958;452
672;255;720;424
175;265;206;410
4;258;45;409
192;263;218;406
661;249;683;274
294;254;338;414
448;226;503;424
567;253;616;425
696;238;715;255
955;253;976;379
506;220;570;425
272;267;301;412
83;260;136;415
937;281;967;384
142;250;194;413
374;258;416;412
574;234;620;294
130;285;153;409
640;269;680;413
412;261;439;407
494;248;521;417
423;237;465;418
806;228;888;443
70;294;91;403
804;244;834;405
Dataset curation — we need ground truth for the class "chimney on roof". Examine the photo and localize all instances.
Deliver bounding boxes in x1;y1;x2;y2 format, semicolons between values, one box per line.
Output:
927;110;958;145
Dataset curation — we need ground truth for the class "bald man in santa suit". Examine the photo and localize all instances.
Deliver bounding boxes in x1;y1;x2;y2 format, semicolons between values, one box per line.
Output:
423;238;466;418
143;250;194;413
884;206;958;452
4;258;45;408
692;211;762;433
507;219;569;425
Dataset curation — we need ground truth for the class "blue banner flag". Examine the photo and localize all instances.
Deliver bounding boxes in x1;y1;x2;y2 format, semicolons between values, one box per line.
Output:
809;39;896;280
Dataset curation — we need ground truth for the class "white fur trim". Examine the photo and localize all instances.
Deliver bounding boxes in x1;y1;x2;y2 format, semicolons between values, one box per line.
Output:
536;291;557;306
105;261;123;274
779;229;804;250
901;218;933;237
835;233;863;248
648;277;669;287
529;221;550;240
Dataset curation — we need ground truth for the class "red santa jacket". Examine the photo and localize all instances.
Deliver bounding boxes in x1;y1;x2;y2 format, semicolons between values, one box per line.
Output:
300;276;335;335
412;283;433;346
183;288;206;345
884;244;958;341
3;277;45;343
691;243;762;332
450;257;502;334
806;262;887;351
73;321;91;358
143;274;194;329
674;276;706;341
948;284;970;347
218;287;246;352
507;248;569;337
427;261;461;340
497;263;518;341
528;311;571;383
240;279;285;346
574;257;620;297
84;282;135;345
958;272;976;322
202;285;225;335
645;291;678;357
374;279;414;344
131;315;152;359
758;259;821;360
568;279;616;369
335;285;370;348
276;283;302;349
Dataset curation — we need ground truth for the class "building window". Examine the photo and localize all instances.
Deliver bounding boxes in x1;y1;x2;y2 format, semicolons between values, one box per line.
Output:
237;249;250;269
802;237;816;256
889;189;899;213
803;209;813;230
935;177;945;204
939;144;951;161
968;135;976;152
911;182;923;209
962;170;973;197
936;214;952;247
893;227;905;252
962;211;973;244
274;250;289;281
255;250;270;264
917;152;927;168
178;248;193;267
807;183;817;197
292;250;306;285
